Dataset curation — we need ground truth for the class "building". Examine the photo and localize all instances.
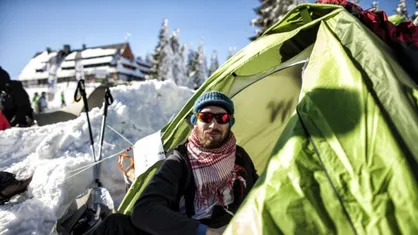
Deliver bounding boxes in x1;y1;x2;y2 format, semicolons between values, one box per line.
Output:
18;43;151;87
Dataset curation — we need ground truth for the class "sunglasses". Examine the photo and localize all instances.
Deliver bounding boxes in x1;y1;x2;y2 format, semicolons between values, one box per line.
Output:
196;112;232;124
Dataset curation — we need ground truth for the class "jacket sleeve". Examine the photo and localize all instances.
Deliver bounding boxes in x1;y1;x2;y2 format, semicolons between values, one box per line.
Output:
237;146;259;184
131;152;201;235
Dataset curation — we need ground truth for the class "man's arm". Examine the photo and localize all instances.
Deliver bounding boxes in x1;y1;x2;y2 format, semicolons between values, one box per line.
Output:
131;152;203;235
237;146;259;183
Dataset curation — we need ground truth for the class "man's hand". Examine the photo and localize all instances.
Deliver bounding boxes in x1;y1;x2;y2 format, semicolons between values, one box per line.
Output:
206;228;221;235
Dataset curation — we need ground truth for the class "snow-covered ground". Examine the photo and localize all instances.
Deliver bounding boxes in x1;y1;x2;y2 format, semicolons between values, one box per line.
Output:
0;80;194;235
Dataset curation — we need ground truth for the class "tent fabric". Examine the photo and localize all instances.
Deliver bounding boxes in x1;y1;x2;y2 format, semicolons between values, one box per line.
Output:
118;3;418;234
224;18;418;235
316;0;418;82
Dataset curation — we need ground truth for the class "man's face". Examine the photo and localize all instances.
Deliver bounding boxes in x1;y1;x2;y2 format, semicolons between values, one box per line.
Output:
195;106;230;149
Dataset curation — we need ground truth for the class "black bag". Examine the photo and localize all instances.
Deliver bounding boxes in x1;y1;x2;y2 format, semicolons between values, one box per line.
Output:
50;187;115;235
0;171;32;205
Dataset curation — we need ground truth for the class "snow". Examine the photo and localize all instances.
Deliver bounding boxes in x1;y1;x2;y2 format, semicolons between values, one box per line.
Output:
17;46;150;82
60;56;115;68
118;56;137;67
0;80;194;235
137;64;151;73
65;48;118;60
116;57;146;78
18;51;58;81
56;66;119;79
115;63;144;78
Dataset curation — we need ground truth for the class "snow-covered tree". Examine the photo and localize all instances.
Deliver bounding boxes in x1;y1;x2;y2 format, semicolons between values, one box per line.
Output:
149;19;172;81
187;48;197;77
208;50;219;77
413;0;418;25
74;51;84;81
250;0;306;40
179;44;190;86
145;53;153;65
189;42;208;89
226;47;237;60
396;0;408;19
371;1;378;10
169;29;188;86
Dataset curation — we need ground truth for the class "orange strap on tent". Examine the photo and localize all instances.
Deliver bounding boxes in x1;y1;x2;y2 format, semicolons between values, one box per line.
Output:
118;153;134;174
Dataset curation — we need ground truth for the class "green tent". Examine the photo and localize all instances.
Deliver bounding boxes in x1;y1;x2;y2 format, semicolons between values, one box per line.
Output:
118;3;418;234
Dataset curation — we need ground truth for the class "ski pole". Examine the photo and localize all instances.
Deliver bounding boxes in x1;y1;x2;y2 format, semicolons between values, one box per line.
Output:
94;88;113;186
74;79;96;162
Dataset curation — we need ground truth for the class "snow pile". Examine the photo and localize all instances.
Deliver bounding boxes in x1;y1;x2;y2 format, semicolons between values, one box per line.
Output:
0;80;194;235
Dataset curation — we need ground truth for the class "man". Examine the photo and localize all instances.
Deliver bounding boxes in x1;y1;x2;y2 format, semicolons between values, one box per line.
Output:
32;92;39;113
92;91;258;235
0;67;34;127
38;92;48;113
60;91;66;107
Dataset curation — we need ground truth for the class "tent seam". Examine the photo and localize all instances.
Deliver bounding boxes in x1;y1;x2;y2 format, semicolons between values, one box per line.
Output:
296;106;358;235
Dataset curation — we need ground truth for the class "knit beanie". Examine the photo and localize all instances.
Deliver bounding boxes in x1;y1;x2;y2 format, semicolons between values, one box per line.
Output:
190;91;235;126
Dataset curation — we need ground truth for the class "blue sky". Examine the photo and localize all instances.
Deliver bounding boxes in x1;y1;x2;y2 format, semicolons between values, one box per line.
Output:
0;0;415;78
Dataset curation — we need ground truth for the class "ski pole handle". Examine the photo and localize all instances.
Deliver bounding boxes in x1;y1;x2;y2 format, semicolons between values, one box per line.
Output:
105;88;114;106
74;79;86;102
103;88;113;117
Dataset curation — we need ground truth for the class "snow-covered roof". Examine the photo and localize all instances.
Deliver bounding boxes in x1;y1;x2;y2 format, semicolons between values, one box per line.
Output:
65;48;118;60
61;56;115;68
136;60;151;67
116;63;144;78
18;43;150;82
119;56;137;67
137;65;151;73
18;51;58;80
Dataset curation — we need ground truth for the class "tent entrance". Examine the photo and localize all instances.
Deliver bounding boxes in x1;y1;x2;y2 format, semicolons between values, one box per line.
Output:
230;45;312;171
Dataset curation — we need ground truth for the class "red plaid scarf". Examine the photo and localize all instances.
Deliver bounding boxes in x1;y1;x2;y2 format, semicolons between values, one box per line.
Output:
187;128;246;209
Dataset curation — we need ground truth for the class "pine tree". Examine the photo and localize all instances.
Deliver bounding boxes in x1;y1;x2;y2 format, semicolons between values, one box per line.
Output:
371;1;378;10
145;53;153;65
187;48;197;77
179;44;190;87
74;51;84;81
208;50;219;77
189;42;208;90
169;29;188;86
250;0;306;40
413;0;418;25
226;47;237;60
396;0;408;19
149;19;172;81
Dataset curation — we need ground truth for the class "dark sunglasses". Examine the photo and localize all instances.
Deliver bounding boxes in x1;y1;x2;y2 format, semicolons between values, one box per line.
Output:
196;112;232;124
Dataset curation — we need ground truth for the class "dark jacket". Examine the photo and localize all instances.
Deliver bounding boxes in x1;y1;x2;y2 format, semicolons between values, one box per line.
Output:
131;142;258;235
0;80;33;127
